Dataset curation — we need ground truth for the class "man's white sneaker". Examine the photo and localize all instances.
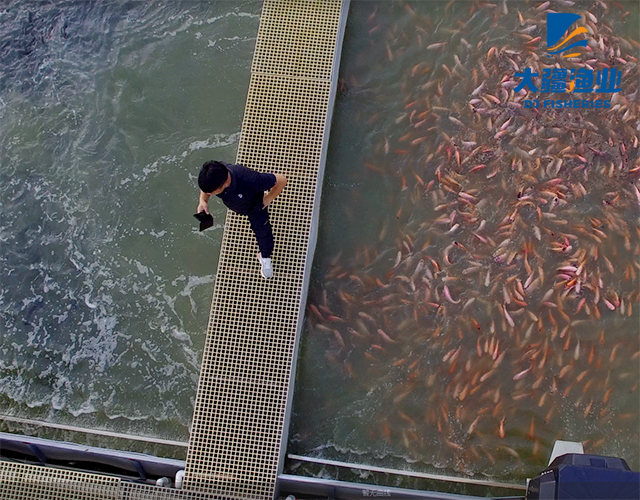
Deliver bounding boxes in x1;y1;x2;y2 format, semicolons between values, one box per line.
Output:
258;253;273;279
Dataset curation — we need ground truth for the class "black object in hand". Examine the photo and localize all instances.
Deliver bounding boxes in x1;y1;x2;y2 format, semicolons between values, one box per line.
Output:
194;211;214;231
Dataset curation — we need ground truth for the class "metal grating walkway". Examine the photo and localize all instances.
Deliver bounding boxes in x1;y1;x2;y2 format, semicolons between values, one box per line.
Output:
183;0;348;498
0;1;348;500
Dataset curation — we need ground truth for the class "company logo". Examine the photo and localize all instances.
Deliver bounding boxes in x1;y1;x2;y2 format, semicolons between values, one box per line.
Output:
546;13;587;58
514;11;622;110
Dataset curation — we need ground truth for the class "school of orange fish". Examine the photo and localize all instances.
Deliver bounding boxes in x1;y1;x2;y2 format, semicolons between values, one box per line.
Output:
306;0;639;477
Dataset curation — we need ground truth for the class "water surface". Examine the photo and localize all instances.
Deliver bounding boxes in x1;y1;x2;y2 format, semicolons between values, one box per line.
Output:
290;0;640;486
0;0;261;446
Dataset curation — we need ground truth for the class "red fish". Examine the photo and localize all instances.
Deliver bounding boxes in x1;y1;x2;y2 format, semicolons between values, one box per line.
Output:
377;328;397;344
443;285;460;304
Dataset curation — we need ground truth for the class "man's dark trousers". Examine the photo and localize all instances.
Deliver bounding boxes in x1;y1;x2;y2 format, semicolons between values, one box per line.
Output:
248;206;274;258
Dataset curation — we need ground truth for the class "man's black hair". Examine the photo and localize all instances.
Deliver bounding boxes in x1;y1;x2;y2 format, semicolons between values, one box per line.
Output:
199;161;229;193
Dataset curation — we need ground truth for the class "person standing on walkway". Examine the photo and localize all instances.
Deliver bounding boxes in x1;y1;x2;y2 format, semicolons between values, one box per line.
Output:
197;160;287;279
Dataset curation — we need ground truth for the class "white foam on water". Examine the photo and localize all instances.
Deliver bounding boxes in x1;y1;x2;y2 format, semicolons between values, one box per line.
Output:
221;36;253;43
106;412;152;422
25;398;46;409
68;315;119;373
84;293;98;309
178;274;215;314
134;260;150;276
20;294;43;311
188;132;241;152
52;312;67;323
50;376;73;411
140;341;159;363
68;398;97;417
182;346;199;375
25;318;44;347
197;10;260;27
170;328;190;342
129;132;241;186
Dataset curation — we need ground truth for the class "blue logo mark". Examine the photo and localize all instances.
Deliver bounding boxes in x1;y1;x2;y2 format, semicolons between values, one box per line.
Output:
547;13;587;57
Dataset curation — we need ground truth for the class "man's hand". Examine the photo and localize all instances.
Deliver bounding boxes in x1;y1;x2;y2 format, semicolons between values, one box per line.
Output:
197;191;210;214
263;174;288;208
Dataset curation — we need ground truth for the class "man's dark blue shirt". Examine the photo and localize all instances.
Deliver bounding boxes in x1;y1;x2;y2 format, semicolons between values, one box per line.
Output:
216;162;277;215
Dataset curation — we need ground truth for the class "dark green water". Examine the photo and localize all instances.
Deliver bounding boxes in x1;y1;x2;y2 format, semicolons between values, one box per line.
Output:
0;0;260;446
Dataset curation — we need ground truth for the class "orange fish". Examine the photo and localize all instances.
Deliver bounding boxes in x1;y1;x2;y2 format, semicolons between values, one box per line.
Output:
527;417;535;440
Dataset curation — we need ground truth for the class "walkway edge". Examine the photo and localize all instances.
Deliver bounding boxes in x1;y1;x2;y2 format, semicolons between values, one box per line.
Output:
277;0;351;482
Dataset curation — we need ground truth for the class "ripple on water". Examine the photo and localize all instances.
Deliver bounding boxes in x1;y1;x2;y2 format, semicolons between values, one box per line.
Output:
0;0;261;442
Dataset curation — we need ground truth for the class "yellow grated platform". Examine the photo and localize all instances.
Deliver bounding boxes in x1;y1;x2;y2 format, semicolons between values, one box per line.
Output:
183;1;348;499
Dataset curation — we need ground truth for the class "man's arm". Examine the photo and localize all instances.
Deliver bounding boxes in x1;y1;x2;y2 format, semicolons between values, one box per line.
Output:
263;174;288;208
197;191;211;213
